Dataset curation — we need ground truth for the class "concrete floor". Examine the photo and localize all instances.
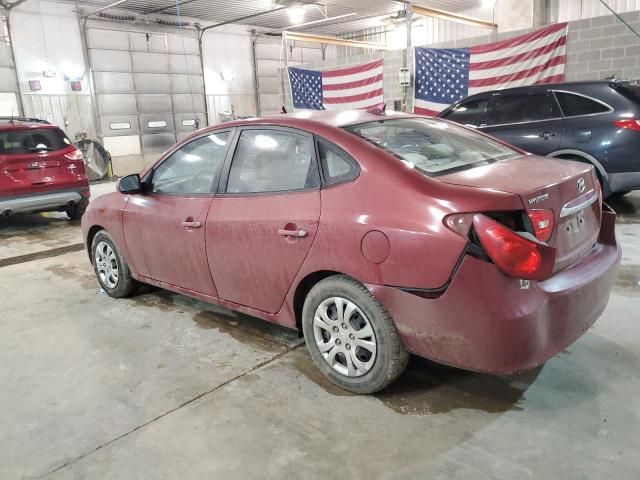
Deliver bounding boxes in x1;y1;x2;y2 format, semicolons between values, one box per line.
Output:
1;187;639;479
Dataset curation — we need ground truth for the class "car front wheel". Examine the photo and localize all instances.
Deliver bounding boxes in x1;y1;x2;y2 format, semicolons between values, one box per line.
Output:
91;230;135;298
302;275;409;394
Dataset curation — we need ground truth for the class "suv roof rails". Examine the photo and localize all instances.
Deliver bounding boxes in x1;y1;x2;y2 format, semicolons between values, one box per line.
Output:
0;116;51;125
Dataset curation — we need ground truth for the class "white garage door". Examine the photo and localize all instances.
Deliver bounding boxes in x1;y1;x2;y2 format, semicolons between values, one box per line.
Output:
87;26;206;156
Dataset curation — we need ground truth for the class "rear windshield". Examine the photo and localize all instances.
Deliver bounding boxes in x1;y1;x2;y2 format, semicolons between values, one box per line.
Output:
0;127;71;155
344;118;519;176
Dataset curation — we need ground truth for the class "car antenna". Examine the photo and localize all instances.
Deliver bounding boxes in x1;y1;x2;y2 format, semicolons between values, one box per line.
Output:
605;66;622;80
10;107;14;124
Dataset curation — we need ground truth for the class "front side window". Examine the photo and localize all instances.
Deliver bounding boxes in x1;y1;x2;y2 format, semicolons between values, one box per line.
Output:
492;94;559;124
554;91;610;117
345;118;519;176
226;129;319;193
0;127;70;155
442;98;489;126
151;131;230;195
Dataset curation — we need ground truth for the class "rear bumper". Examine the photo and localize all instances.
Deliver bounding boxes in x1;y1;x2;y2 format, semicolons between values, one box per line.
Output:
0;187;89;215
368;209;621;374
608;171;640;193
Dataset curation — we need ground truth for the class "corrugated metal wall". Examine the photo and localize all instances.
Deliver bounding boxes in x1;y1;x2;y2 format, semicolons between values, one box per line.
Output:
0;11;20;116
554;0;640;21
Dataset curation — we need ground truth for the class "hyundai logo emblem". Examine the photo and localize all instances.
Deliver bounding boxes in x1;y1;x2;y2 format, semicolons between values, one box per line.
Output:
577;177;586;193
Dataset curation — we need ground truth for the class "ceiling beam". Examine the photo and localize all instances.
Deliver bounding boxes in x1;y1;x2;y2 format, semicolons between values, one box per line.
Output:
411;4;496;29
200;6;289;33
283;31;388;50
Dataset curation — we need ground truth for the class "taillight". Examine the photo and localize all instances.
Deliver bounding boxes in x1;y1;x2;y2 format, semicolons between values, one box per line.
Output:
613;119;640;131
64;149;84;161
527;209;554;242
473;214;556;281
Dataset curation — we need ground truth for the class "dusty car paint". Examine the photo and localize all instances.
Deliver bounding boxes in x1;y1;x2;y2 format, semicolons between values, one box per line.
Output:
82;111;621;374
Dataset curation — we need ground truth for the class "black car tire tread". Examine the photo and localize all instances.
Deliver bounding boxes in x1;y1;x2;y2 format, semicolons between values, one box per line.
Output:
302;274;409;394
91;230;136;298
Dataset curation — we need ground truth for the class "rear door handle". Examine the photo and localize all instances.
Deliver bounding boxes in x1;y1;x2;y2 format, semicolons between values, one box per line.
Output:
278;228;307;238
181;221;202;229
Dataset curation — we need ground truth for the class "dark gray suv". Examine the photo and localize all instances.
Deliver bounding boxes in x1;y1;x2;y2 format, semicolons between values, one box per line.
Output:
438;80;640;196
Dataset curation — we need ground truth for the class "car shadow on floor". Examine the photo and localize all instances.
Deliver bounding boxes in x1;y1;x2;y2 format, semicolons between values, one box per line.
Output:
289;348;541;415
608;193;640;224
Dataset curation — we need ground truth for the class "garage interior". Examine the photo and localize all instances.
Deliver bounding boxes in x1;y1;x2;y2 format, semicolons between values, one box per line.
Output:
1;0;640;478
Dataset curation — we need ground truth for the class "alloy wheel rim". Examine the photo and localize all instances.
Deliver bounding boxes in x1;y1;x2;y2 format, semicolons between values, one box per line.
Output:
95;241;119;289
313;297;377;377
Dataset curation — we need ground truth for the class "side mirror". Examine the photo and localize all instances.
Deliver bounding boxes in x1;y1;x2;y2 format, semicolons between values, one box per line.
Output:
118;174;142;194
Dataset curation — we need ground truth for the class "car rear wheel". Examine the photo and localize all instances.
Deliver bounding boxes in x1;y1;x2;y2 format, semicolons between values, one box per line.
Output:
302;275;409;394
91;230;135;298
66;199;88;221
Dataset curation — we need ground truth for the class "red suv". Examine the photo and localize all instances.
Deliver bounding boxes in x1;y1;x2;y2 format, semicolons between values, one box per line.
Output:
0;118;90;220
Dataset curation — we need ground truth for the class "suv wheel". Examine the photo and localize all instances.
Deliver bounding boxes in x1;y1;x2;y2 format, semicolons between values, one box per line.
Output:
91;230;135;298
302;275;409;394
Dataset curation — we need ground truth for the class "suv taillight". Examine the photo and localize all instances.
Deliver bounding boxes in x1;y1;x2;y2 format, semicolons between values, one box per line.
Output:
64;149;84;161
473;214;556;281
613;119;640;131
527;209;554;242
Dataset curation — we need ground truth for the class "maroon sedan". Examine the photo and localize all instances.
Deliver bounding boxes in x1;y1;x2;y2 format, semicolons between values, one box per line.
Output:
82;110;620;394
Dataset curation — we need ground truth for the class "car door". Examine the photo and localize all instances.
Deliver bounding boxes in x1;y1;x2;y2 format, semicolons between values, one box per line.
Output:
206;127;321;314
481;91;563;155
122;130;232;296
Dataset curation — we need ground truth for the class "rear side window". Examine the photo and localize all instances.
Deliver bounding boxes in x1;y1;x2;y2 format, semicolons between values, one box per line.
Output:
492;94;559;124
442;98;489;126
226;130;320;194
554;91;610;117
0;128;70;155
316;139;359;185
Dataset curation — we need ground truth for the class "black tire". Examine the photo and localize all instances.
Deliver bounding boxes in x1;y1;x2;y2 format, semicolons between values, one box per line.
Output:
91;230;136;298
66;198;88;221
609;190;631;199
302;275;409;394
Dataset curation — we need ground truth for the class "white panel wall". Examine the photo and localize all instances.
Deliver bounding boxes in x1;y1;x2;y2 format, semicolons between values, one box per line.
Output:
202;24;257;123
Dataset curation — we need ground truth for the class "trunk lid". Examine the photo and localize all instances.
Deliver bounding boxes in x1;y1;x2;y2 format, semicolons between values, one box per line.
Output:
0;126;82;196
438;155;602;270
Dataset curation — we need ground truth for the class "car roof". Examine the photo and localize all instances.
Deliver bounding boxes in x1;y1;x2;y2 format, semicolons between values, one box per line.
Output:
460;80;624;98
0;118;56;131
209;109;421;131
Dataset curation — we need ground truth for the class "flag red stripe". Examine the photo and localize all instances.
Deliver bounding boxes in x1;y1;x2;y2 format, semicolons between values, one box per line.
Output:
470;36;566;71
321;60;383;78
469;22;567;55
413;107;439;116
468;55;565;88
535;73;566;84
322;88;384;104
322;73;384;91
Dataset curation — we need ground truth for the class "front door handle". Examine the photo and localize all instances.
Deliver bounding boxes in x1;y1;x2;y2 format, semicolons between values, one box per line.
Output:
181;220;202;229
278;228;307;238
539;131;556;140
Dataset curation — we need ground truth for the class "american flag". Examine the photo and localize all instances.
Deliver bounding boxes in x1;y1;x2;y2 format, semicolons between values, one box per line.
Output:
414;23;568;116
288;60;384;110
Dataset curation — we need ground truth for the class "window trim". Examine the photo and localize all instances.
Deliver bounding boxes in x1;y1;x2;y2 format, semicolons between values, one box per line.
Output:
218;125;321;197
144;128;234;197
480;91;564;128
551;89;614;119
313;135;360;187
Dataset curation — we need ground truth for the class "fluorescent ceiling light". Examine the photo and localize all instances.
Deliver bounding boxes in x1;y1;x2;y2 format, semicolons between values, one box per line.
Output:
288;6;306;24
